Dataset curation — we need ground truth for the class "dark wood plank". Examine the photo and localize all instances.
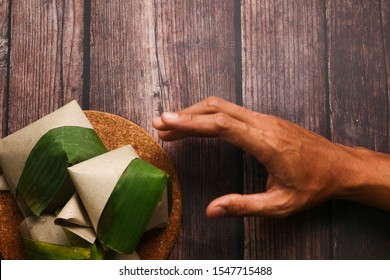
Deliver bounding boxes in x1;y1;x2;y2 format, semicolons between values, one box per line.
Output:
90;0;243;259
89;0;163;137
155;0;242;260
241;0;331;259
327;0;390;259
8;0;84;133
0;0;9;136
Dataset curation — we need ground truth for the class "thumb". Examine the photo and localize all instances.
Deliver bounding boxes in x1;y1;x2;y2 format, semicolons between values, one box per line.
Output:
205;191;289;218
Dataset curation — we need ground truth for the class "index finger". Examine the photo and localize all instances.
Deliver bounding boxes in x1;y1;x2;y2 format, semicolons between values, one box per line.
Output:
179;97;259;125
156;112;273;163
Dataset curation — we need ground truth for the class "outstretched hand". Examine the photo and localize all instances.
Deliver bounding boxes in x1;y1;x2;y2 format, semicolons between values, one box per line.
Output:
153;97;390;218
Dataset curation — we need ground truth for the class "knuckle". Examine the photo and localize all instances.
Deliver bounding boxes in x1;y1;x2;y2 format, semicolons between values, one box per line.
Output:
261;113;279;126
186;114;199;134
187;113;196;122
205;96;224;109
236;200;251;215
229;195;251;215
270;195;296;218
214;113;231;130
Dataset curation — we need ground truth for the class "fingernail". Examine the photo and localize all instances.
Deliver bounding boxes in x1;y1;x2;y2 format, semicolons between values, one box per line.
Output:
163;112;179;120
211;206;227;218
152;117;163;127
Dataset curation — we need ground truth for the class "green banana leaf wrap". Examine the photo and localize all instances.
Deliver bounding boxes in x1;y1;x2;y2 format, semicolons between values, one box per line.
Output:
97;158;170;254
16;126;108;216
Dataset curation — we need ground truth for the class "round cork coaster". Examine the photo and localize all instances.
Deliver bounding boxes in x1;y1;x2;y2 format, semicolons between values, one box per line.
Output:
0;111;182;260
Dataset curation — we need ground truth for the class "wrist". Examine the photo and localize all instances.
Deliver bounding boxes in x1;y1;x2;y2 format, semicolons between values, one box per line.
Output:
334;146;390;210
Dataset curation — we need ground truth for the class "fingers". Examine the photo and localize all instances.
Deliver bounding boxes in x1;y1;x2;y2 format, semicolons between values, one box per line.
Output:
152;113;187;139
153;97;260;133
152;97;268;149
153;111;245;142
205;191;293;219
153;111;270;158
178;96;257;124
156;112;246;137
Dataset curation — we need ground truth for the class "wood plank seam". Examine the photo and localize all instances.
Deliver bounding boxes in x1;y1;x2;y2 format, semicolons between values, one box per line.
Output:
153;0;164;119
322;0;334;260
82;0;91;110
379;0;390;150
0;0;11;137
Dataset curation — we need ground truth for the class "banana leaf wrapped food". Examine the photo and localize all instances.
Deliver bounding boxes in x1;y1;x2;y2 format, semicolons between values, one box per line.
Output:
56;145;171;254
0;101;174;259
0;101;96;215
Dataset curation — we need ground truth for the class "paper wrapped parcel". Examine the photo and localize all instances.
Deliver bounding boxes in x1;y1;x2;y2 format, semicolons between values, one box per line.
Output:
0;101;94;219
0;101;93;198
56;145;169;252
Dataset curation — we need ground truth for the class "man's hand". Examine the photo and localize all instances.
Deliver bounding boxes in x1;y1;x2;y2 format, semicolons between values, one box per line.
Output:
153;97;390;218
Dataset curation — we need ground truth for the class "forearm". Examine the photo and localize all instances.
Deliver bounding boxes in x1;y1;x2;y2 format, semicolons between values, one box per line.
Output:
335;146;390;211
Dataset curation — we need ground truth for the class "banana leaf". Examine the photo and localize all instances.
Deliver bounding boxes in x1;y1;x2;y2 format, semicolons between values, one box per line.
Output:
16;126;107;216
90;241;105;260
97;158;169;254
22;237;110;260
22;237;91;260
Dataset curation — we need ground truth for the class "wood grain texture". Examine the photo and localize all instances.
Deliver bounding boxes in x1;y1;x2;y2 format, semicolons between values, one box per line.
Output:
241;0;331;259
2;0;390;261
327;0;390;259
0;0;9;137
8;0;84;134
154;0;242;260
90;0;243;259
89;0;161;138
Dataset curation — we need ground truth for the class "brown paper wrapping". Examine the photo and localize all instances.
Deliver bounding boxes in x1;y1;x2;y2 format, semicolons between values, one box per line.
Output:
0;101;92;197
60;145;169;241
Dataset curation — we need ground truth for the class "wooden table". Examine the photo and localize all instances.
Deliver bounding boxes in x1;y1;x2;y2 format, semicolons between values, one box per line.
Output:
0;0;389;259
